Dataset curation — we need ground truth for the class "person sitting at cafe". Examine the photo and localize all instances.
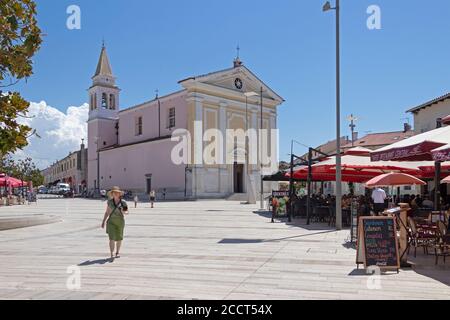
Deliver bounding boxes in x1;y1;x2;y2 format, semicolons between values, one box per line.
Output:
414;194;423;207
358;195;371;217
341;195;351;209
410;195;419;211
422;196;434;209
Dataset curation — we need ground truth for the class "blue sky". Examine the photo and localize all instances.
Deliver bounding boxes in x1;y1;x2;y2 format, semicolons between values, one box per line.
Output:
14;0;450;161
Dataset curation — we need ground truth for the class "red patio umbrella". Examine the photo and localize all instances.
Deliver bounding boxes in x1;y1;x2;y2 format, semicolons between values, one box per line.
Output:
365;172;427;188
431;143;450;161
343;146;372;156
371;125;450;162
287;154;421;183
0;176;28;188
288;170;378;183
441;175;450;184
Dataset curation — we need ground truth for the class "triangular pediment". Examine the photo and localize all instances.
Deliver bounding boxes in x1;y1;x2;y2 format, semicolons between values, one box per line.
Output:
179;65;284;103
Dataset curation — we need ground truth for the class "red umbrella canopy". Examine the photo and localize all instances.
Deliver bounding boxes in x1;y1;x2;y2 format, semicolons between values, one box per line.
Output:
343;147;372;156
286;155;421;183
431;143;450;161
287;170;380;183
371;125;450;161
0;176;27;188
441;175;450;184
365;172;426;188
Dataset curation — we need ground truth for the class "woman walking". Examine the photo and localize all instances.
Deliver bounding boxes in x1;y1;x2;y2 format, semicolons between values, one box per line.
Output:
102;186;129;259
149;190;156;208
133;194;139;208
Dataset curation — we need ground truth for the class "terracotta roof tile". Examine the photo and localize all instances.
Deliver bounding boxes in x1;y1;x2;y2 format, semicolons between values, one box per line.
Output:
406;92;450;113
342;131;416;149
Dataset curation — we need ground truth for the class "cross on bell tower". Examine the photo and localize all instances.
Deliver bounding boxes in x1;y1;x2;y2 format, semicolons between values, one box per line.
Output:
233;44;243;68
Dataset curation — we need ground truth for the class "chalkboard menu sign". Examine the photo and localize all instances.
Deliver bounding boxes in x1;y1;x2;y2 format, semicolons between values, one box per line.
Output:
356;216;400;271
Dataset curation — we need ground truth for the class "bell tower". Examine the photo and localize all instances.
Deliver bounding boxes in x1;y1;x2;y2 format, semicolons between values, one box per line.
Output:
87;44;120;192
88;43;120;119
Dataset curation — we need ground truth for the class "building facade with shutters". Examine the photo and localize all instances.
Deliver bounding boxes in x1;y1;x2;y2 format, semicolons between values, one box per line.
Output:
41;141;88;193
407;93;450;133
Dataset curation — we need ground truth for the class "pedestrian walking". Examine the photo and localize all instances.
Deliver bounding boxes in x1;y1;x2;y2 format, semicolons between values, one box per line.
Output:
134;194;138;208
149;190;156;208
101;186;129;260
271;197;279;223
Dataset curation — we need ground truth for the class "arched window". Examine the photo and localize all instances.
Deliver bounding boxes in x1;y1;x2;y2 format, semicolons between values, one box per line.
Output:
110;94;115;110
94;93;97;109
90;94;93;110
101;93;108;109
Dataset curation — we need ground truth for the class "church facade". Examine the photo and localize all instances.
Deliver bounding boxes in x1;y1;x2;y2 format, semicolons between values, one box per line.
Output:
87;46;283;200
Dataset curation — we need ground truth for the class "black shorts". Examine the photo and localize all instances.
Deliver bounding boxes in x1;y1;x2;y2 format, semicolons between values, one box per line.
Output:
150;197;155;202
373;203;385;215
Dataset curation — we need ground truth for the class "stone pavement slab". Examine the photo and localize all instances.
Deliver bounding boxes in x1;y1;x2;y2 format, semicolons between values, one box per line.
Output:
0;198;448;300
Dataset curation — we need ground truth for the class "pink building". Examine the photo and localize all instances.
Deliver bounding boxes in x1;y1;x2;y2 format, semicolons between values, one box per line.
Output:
87;46;284;200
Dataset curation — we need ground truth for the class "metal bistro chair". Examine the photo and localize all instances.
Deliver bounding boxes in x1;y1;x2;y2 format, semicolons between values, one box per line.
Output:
415;208;433;223
435;220;450;265
445;211;450;228
408;217;436;258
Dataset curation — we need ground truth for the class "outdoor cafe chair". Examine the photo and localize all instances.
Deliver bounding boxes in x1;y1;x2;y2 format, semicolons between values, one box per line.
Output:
408;217;436;258
434;221;450;265
445;211;449;228
415;208;432;219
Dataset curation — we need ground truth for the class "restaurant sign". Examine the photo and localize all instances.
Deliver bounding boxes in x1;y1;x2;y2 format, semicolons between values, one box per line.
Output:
371;141;444;162
272;191;289;198
432;147;450;162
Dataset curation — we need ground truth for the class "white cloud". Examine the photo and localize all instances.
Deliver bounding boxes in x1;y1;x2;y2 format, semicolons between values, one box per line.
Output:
15;101;89;169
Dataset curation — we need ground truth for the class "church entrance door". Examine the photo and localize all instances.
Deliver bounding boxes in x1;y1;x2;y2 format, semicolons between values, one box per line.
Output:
145;174;152;194
233;163;244;194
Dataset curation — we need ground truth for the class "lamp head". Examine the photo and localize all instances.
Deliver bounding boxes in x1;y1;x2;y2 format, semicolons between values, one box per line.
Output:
323;1;332;11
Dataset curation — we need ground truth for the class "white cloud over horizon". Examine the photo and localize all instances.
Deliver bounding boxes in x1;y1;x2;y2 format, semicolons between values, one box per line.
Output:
14;101;89;169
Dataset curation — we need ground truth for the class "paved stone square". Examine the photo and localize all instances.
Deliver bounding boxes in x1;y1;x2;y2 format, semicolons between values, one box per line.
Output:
0;198;448;300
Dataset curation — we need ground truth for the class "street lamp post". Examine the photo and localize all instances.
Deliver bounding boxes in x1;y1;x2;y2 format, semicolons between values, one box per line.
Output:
259;87;264;210
323;0;342;230
244;91;259;204
156;89;161;138
288;140;296;223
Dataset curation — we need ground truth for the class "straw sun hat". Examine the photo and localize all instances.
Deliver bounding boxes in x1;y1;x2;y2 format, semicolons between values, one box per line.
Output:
107;186;124;198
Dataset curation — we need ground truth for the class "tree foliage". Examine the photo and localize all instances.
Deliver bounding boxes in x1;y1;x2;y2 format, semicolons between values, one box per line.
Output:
0;0;42;156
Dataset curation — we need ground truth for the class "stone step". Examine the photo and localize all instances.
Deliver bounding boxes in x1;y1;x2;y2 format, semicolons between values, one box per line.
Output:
0;214;61;231
226;193;248;202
